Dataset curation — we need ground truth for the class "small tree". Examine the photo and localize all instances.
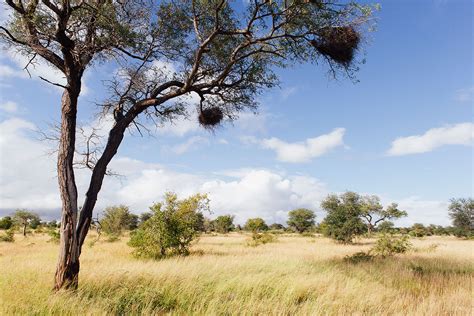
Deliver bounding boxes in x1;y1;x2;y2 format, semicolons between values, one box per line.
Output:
448;198;474;237
129;192;209;258
12;210;41;236
360;196;407;235
244;218;268;232
100;205;135;238
213;215;235;234
287;209;315;233
321;192;366;243
0;216;13;230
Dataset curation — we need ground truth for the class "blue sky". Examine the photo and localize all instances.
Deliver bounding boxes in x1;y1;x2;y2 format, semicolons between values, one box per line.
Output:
0;0;472;226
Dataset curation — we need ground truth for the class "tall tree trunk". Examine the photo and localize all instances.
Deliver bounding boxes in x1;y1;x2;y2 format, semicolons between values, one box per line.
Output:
23;224;26;237
54;86;80;291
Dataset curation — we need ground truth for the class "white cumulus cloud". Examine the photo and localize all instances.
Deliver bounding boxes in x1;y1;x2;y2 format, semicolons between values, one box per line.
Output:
387;123;474;156
260;128;346;163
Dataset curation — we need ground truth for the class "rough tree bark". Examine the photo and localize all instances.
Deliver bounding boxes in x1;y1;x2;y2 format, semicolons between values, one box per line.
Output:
54;77;82;291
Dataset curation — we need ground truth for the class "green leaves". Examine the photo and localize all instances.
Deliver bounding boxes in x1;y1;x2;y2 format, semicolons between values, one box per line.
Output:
129;192;209;259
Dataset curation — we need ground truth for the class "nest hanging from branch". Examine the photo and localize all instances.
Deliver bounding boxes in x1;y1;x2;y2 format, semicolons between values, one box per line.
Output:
198;107;224;128
311;26;360;67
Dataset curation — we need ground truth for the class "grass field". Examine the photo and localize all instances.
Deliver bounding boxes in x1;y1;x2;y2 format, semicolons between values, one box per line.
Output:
0;233;472;315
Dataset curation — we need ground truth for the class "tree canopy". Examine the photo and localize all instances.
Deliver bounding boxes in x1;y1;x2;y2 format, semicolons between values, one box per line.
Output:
360;195;407;234
12;210;41;236
244;217;268;232
321;192;366;243
287;208;316;233
448;198;474;237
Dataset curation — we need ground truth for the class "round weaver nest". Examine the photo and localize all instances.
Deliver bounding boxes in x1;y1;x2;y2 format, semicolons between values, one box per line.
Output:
198;107;224;128
311;26;360;67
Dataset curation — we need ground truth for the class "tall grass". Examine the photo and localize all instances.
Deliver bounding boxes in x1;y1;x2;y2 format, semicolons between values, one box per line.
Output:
0;233;472;315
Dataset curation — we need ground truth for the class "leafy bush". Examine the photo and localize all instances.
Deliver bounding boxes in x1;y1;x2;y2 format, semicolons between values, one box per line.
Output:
371;234;411;258
246;232;276;247
244;218;268;232
0;229;15;242
344;251;374;263
0;216;13;230
47;229;60;244
409;223;429;237
100;205;136;238
129;192;209;259
213;215;234;233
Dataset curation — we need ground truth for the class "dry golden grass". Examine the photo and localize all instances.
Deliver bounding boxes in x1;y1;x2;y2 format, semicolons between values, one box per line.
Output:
0;232;472;315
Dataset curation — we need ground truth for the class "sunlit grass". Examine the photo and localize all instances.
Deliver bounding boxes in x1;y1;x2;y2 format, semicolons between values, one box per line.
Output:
0;233;472;315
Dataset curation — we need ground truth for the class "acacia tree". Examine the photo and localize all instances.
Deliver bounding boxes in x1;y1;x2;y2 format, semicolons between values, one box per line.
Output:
448;198;474;237
287;208;315;233
360;195;407;235
12;209;41;236
1;0;374;290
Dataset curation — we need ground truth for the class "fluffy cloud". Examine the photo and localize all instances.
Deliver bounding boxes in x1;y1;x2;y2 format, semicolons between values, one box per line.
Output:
0;117;328;223
260;128;346;163
387;123;474;156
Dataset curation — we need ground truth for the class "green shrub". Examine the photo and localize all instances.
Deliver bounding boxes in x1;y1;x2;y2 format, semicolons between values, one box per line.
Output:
47;229;60;244
213;215;234;233
287;208;315;233
129;192;209;259
344;251;374;263
100;205;136;238
371;233;411;257
321;192;366;243
0;229;15;242
244;218;268;232
246;232;276;247
0;216;13;230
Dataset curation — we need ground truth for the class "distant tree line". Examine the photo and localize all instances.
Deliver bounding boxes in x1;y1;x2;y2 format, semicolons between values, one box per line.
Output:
1;196;472;247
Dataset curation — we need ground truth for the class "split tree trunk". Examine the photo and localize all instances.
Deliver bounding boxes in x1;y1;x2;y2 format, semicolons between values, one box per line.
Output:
54;85;81;291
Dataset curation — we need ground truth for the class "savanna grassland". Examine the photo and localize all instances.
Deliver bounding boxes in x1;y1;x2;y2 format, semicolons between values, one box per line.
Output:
0;233;472;315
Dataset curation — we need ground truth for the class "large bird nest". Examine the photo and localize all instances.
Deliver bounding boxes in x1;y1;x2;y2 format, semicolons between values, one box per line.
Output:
311;26;360;67
198;107;224;128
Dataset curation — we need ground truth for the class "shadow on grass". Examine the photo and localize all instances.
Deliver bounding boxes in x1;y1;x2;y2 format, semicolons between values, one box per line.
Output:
64;276;178;314
319;254;473;298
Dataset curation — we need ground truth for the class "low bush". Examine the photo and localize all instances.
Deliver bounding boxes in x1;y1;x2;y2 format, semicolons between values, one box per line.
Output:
371;234;411;258
0;229;15;242
129;192;209;259
47;229;60;244
345;233;411;264
344;251;374;263
246;232;277;247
